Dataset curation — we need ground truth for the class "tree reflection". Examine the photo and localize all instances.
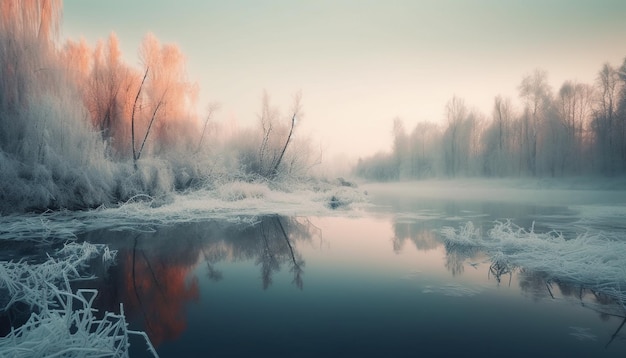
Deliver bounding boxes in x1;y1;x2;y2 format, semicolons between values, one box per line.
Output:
79;215;314;347
441;240;481;277
391;220;440;254
445;251;468;277
518;271;626;347
125;233;200;346
437;225;626;346
252;216;306;289
488;260;513;286
202;247;224;282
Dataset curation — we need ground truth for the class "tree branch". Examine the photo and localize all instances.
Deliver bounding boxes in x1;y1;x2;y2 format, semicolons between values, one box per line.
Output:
131;67;149;165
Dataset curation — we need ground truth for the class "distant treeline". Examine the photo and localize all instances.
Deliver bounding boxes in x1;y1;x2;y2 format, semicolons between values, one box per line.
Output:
355;65;626;181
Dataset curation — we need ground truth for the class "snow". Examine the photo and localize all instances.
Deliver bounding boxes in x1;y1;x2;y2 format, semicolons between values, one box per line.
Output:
0;181;369;242
441;220;626;307
0;242;157;357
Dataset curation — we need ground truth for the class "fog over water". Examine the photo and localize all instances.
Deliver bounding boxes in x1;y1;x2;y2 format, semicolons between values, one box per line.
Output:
2;1;626;357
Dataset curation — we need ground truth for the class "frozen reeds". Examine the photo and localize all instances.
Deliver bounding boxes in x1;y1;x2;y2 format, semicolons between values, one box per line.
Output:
441;220;626;307
0;242;157;357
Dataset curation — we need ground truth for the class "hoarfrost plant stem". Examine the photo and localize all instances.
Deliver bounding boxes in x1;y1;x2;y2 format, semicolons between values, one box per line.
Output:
0;242;158;357
441;220;626;307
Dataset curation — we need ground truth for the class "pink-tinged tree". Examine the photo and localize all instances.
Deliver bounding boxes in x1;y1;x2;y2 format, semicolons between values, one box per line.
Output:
0;0;115;212
131;33;199;164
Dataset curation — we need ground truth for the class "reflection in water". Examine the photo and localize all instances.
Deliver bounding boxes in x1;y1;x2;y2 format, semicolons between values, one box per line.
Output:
127;234;199;346
388;205;626;348
391;220;440;254
435;223;626;347
257;216;306;289
79;215;315;347
444;251;467;277
526;270;625;347
488;260;513;286
441;238;481;278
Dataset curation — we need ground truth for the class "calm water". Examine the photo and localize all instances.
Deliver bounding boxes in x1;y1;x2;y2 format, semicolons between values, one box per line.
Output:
64;184;626;357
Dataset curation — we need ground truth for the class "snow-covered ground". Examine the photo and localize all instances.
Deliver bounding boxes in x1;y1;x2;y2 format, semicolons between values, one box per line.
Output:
0;180;369;243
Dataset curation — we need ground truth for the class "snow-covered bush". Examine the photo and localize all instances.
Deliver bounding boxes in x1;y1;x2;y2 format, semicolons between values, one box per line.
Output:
217;181;270;201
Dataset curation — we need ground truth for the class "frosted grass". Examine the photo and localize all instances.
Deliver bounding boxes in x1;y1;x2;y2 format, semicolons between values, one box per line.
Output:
441;221;626;307
0;180;368;242
0;242;157;357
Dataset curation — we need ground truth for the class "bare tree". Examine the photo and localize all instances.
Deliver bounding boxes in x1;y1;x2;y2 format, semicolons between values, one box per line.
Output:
197;102;221;152
518;69;552;176
409;121;441;178
258;91;277;174
485;95;515;176
253;91;303;178
270;91;302;178
131;67;149;166
555;81;594;173
443;96;468;177
592;63;621;174
392;117;409;179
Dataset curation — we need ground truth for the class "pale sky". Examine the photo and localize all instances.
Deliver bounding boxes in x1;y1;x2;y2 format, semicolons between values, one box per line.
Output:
62;0;626;160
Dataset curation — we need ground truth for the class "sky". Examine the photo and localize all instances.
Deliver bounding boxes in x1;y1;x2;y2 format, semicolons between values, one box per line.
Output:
62;0;626;161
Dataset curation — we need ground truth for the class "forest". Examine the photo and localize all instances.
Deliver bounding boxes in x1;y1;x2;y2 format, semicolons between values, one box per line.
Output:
0;0;317;213
3;1;626;214
355;64;626;181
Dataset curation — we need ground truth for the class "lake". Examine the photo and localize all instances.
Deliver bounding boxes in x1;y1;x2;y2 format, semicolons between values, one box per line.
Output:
2;181;626;357
77;181;626;357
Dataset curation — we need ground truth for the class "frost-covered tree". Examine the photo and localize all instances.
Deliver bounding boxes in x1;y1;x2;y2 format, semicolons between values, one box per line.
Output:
0;0;115;212
482;95;515;176
408;121;442;178
591;63;622;175
554;81;594;174
518;69;552;176
616;58;626;171
133;33;199;161
248;91;304;179
442;96;479;177
392;117;410;179
355;61;626;181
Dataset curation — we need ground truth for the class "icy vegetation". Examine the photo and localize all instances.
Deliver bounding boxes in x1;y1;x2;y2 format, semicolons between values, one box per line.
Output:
441;221;626;307
0;242;157;357
0;180;368;243
0;1;326;214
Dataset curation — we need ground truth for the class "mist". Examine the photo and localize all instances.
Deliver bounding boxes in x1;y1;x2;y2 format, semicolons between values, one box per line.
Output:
355;66;626;181
2;1;625;216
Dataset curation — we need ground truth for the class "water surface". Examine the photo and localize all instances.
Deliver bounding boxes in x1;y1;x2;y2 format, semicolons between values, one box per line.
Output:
70;183;626;357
